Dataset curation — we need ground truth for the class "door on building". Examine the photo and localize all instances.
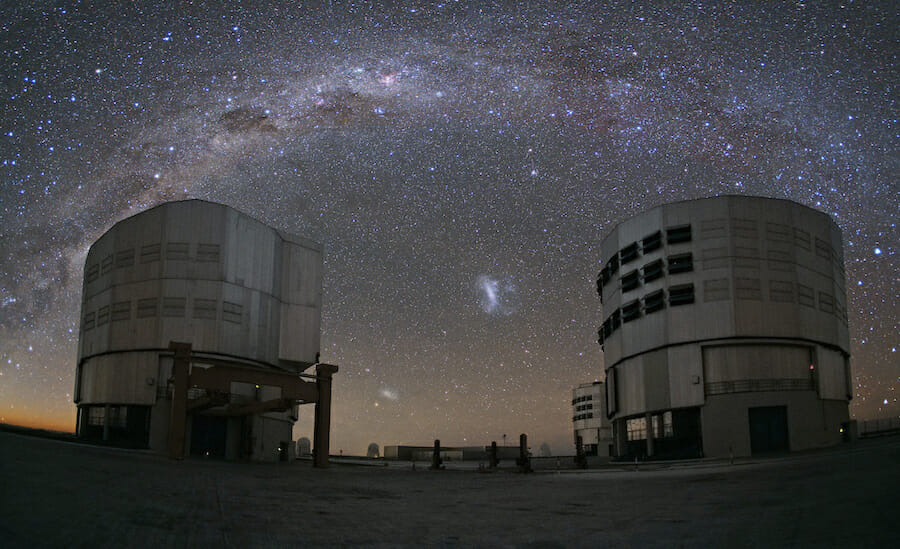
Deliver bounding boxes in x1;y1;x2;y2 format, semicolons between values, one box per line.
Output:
190;415;228;458
124;405;151;448
748;406;789;454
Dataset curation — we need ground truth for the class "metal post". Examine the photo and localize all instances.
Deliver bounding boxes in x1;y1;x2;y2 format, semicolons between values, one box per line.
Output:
75;406;82;438
430;439;443;470
102;404;111;442
517;433;532;473
614;419;627;458
167;341;192;460
313;363;338;468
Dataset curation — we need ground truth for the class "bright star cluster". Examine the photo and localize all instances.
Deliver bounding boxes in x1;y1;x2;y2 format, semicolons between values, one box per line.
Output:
0;2;897;454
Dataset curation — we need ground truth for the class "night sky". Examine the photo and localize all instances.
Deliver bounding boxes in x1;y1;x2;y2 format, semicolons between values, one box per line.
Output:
1;1;896;455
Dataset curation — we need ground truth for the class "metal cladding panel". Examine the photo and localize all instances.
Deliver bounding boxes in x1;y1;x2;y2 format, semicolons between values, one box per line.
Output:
279;304;321;365
606;369;618;416
277;239;323;365
642;349;671;412
224;209;279;294
702;344;810;382
280;240;323;307
78;200;324;369
817;346;849;400
667;345;704;408
616;360;646;417
79;352;158;405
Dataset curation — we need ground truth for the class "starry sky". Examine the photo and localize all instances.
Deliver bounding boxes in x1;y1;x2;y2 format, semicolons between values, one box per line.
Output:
1;1;897;455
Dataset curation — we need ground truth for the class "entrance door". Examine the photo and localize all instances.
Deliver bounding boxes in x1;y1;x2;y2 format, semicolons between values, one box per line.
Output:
748;406;789;454
190;415;228;458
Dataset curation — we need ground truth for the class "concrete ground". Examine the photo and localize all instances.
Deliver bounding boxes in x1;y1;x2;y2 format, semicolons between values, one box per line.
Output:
1;431;897;548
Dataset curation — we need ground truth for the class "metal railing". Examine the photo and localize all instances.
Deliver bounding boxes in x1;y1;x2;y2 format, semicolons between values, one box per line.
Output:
157;385;257;405
858;417;900;437
705;378;813;395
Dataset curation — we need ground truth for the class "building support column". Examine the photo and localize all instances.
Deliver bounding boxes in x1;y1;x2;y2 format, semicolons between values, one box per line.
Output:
614;419;627;457
167;341;192;460
645;413;655;458
313;363;339;468
102;404;111;441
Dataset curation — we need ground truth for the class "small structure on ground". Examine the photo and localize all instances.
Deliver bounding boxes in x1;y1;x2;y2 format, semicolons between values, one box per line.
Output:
296;437;312;457
367;442;380;458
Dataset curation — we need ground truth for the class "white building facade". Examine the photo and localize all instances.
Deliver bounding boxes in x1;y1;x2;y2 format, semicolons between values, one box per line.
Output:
597;196;851;459
572;381;612;457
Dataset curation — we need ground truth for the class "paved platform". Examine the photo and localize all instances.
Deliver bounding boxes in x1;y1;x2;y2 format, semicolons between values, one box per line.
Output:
1;431;897;547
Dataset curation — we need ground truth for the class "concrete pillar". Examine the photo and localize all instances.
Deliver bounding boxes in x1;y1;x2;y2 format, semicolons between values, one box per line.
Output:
102;404;111;441
646;413;655;458
167;341;192;460
430;439;443;470
518;433;532;473
614;419;627;457
313;363;338;468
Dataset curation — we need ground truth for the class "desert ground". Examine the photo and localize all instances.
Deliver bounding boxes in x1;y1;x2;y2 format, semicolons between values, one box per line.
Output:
1;430;897;548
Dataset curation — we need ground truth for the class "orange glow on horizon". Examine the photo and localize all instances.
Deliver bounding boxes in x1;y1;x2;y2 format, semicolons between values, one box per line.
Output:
1;413;75;434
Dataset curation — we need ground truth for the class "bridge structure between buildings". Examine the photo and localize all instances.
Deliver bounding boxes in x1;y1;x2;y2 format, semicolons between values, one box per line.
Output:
166;341;338;467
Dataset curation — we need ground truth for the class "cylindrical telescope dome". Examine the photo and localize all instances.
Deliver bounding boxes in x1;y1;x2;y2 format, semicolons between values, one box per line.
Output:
597;195;850;459
74;200;323;455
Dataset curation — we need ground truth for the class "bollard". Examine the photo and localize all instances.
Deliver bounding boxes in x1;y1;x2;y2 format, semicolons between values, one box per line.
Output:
430;439;444;470
516;433;532;473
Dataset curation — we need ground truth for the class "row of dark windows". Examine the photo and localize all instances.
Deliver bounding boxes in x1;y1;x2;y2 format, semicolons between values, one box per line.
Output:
571;394;593;405
85;243;222;283
574;403;594;412
601;221;842;294
599;278;847;346
82;297;243;330
598;225;692;289
597;284;695;345
601;244;845;302
602;252;693;297
573;412;594;422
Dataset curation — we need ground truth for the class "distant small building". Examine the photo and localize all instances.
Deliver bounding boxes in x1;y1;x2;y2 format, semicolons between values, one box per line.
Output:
383;445;521;461
367;443;381;458
74;200;337;465
572;381;613;456
296;437;312;457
